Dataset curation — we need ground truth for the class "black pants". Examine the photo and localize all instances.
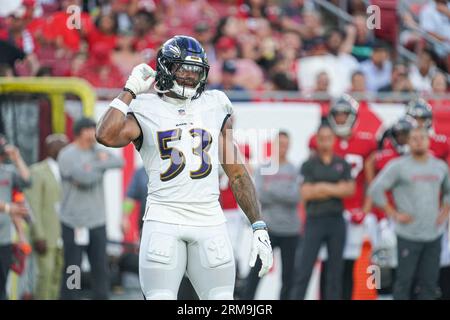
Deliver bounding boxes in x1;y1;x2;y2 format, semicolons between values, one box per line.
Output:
394;236;441;300
242;233;299;300
0;244;12;300
439;266;450;300
291;215;346;300
320;259;354;300
60;224;109;300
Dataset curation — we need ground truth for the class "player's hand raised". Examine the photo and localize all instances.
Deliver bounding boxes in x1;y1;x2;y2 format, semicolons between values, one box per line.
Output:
249;222;273;278
125;63;156;97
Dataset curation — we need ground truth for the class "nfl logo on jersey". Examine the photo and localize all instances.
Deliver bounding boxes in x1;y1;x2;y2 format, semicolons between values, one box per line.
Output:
178;109;186;115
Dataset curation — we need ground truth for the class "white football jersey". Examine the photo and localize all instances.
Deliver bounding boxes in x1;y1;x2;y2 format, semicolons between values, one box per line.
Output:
129;90;233;226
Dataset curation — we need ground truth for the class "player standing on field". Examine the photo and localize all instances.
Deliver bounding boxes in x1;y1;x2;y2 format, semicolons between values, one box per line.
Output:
96;35;273;300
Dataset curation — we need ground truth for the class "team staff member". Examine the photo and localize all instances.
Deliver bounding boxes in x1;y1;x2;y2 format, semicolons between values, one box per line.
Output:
369;127;450;300
291;124;355;300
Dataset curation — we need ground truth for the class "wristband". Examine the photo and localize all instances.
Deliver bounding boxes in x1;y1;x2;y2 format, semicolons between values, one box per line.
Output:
123;87;136;99
4;203;10;214
110;98;130;115
252;220;267;231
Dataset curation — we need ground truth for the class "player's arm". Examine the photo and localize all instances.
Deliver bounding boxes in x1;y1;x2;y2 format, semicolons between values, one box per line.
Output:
219;119;261;224
96;64;155;148
219;118;273;277
96;92;141;147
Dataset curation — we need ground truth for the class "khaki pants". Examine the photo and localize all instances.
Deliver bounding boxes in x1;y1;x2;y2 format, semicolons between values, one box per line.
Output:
35;247;63;300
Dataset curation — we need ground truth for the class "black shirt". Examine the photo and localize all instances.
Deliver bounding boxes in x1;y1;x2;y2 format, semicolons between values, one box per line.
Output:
0;40;25;68
301;155;352;218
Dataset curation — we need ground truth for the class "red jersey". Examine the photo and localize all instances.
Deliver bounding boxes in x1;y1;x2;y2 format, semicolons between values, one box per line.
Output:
309;130;377;210
429;133;449;162
383;132;449;162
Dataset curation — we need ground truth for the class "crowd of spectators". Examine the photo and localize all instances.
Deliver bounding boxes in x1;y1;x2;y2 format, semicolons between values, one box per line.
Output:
0;0;449;99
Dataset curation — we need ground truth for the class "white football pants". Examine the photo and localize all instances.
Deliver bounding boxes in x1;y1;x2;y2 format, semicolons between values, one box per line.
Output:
139;220;236;300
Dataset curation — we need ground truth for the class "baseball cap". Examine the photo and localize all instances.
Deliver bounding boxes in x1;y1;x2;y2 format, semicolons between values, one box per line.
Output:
216;37;236;51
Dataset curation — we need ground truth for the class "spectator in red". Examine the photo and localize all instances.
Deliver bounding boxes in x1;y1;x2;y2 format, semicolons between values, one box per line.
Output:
87;13;118;55
73;43;124;90
41;0;94;53
209;36;264;90
0;6;36;55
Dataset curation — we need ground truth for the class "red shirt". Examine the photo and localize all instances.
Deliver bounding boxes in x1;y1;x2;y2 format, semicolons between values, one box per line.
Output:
383;133;449;162
429;133;450;162
87;28;117;54
42;12;93;52
309;130;377;210
219;182;238;210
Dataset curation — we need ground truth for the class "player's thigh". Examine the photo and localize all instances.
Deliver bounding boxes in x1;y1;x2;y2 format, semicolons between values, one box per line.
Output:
186;224;236;300
139;220;187;300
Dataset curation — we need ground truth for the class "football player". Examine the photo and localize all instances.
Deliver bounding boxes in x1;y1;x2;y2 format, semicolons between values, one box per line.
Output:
404;98;449;162
96;35;273;300
309;94;378;300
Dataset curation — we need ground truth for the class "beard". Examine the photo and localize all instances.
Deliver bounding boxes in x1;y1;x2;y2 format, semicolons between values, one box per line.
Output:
412;149;427;156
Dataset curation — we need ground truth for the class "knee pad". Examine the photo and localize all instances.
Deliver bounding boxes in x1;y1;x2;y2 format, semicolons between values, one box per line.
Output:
144;289;177;300
201;234;233;268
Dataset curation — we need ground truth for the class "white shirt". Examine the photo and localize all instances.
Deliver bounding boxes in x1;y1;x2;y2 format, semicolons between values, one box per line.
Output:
297;54;360;97
360;60;392;92
409;64;437;93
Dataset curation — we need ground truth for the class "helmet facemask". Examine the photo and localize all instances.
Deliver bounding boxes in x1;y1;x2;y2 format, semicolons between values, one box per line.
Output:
327;94;359;137
155;35;210;100
405;99;433;131
328;111;356;137
170;63;207;99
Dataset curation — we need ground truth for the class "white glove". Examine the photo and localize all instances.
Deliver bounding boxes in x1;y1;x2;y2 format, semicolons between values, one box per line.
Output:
249;227;273;278
124;63;156;96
